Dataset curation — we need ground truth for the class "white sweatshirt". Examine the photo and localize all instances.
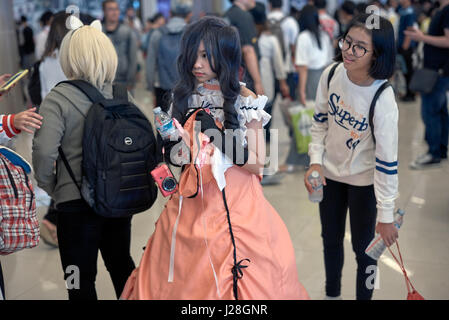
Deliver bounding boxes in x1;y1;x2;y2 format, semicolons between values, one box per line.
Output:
0;114;20;145
309;63;399;223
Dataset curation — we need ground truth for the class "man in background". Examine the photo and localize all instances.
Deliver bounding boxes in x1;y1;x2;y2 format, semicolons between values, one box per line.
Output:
146;2;192;111
225;0;264;95
102;0;138;90
397;0;418;102
267;0;299;100
18;16;35;70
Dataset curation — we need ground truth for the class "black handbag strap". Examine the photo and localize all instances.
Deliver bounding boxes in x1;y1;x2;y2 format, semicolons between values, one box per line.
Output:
58;147;81;194
369;81;392;145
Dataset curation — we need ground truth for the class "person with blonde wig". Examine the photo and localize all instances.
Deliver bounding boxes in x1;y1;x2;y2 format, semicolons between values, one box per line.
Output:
32;17;139;300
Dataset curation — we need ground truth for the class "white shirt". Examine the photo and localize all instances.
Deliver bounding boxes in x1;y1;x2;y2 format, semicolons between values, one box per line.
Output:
267;11;299;73
309;64;399;223
295;30;333;70
39;50;67;101
258;33;287;101
35;25;50;61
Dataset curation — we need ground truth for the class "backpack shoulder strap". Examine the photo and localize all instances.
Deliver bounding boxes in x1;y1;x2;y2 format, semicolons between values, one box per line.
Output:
369;81;392;145
113;84;128;101
57;80;105;104
57;147;81;193
327;62;341;89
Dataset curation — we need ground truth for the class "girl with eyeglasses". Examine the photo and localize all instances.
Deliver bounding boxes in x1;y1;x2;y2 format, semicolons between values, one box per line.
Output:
304;14;399;300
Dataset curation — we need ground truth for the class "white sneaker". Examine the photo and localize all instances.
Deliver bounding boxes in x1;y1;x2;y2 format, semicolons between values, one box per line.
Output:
409;153;441;170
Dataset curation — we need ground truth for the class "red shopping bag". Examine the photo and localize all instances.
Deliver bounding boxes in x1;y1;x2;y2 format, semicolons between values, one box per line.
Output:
387;241;425;300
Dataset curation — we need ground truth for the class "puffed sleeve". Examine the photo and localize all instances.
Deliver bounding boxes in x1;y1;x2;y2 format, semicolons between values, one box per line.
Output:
231;94;270;148
235;94;270;127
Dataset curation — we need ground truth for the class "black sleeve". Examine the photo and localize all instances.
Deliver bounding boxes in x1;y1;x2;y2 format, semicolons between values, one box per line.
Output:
440;7;449;76
442;6;449;30
24;27;35;51
159;133;186;168
230;12;258;48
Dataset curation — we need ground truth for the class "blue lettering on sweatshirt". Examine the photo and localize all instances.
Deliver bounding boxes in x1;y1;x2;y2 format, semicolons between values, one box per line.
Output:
328;93;369;132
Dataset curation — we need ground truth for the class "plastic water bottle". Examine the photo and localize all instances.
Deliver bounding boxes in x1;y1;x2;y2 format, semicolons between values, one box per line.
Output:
308;170;323;203
154;107;178;141
365;209;405;260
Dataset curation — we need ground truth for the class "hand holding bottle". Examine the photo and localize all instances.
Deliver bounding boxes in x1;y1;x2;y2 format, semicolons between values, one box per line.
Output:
376;222;399;247
366;209;404;260
304;164;327;194
154;107;178;141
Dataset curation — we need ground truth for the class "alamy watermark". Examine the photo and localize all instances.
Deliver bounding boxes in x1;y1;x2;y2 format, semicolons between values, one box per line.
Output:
167;124;279;176
365;265;380;290
65;265;80;290
365;5;381;30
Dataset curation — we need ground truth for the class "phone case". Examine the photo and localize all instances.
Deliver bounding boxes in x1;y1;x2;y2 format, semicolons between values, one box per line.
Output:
0;70;29;92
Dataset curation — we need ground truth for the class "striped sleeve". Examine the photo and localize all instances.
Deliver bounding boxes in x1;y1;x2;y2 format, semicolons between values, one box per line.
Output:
313;112;329;123
375;158;398;175
373;88;399;223
0;114;20;144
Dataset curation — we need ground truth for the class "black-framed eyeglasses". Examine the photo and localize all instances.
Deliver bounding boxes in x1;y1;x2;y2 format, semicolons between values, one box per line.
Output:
338;38;371;58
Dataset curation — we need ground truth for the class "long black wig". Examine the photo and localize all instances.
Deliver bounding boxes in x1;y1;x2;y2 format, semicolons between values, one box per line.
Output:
171;16;242;130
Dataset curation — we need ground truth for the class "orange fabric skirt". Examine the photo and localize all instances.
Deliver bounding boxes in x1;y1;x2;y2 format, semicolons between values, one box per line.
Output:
120;164;309;300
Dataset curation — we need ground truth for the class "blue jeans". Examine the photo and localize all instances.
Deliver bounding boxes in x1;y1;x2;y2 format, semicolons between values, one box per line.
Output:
421;76;449;159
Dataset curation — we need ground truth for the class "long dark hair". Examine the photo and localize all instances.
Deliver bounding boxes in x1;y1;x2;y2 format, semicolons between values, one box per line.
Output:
298;5;322;49
171;16;242;130
42;12;71;59
335;14;396;79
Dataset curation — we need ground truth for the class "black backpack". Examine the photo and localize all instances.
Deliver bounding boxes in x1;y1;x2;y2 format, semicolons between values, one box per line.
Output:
57;80;160;218
157;26;183;90
28;60;42;106
327;62;392;144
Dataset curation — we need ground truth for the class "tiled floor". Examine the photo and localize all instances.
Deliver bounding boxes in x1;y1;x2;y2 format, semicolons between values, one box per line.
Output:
1;84;448;300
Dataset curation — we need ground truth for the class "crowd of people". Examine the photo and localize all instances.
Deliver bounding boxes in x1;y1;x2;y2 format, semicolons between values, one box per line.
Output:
1;0;448;301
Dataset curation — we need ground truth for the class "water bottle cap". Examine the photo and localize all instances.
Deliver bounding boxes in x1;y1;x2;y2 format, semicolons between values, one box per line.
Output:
311;171;320;178
154;107;162;114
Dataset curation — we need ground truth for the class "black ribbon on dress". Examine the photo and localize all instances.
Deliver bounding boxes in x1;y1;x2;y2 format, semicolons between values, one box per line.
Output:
222;189;251;300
